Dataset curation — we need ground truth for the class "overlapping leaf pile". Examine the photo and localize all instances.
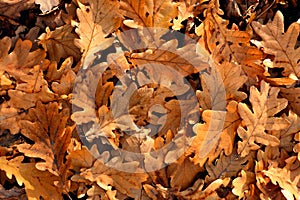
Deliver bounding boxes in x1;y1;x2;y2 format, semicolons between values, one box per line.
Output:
0;0;300;199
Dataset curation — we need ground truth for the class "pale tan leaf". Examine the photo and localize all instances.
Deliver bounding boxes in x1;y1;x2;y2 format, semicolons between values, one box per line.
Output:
237;81;289;157
252;11;300;79
35;0;59;13
263;165;300;199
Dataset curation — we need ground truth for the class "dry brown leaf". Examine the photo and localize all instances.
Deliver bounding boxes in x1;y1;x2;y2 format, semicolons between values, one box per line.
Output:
0;38;46;81
237;81;289;157
172;1;195;30
0;156;62;199
294;133;300;161
0;0;35;19
129;39;209;77
72;0;121;67
280;87;300;116
71;150;148;198
120;0;178;28
167;155;203;190
263;164;300;199
0;102;27;134
0;184;25;199
252;11;300;79
198;61;247;111
232;170;256;199
196;8;265;81
7;82;55;110
17;101;73;176
205;151;249;183
189;101;240;166
176;178;230;199
86;185;118;200
271;111;300;152
39;25;81;63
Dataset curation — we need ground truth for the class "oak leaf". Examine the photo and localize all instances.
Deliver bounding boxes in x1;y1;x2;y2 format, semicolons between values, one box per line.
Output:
72;0;121;67
0;38;46;81
189;101;241;166
129;39;209;77
294;132;300;161
252;11;300;79
205;151;249;183
0;102;27;134
17;101;73;176
0;156;62;199
120;0;178;28
70;149;148;198
237;81;289;157
39;25;81;63
197;61;247;111
232;170;256;199
167;155;203;190
263;164;300;199
280;87;300;116
176;178;230;199
196;8;265;80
